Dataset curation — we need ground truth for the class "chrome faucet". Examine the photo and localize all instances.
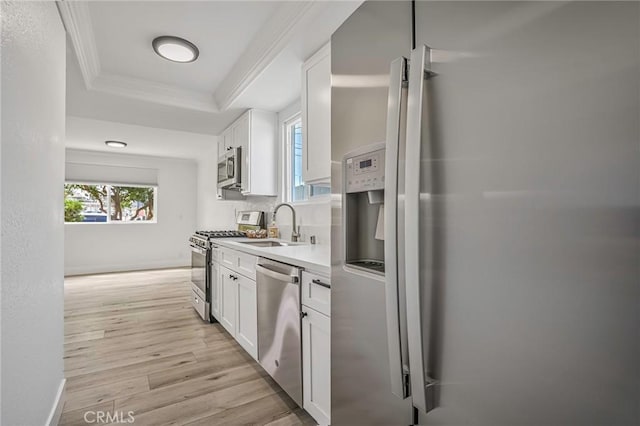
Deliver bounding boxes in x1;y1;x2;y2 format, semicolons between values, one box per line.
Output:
273;203;299;242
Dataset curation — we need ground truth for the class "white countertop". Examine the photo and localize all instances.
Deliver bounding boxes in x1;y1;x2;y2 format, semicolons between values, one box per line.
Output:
211;238;331;276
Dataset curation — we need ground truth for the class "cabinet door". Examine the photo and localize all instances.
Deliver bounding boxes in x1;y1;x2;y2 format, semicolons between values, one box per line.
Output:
218;128;229;160
210;262;221;321
233;113;250;194
219;266;237;336
302;307;331;425
236;275;258;360
302;45;331;183
217;135;224;160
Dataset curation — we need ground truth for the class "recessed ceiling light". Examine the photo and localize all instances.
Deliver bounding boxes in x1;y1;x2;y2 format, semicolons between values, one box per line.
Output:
152;36;199;63
105;140;127;148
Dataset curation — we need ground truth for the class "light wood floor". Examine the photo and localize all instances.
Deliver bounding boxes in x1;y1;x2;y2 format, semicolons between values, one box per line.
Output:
61;268;315;426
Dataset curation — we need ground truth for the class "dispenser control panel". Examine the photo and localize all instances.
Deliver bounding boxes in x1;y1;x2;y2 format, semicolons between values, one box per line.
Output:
345;148;385;193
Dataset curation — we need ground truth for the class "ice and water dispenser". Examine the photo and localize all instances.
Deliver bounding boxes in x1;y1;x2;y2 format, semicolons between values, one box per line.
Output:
343;144;386;274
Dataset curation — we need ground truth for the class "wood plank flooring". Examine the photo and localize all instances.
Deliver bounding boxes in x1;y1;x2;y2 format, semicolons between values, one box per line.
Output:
61;268;315;426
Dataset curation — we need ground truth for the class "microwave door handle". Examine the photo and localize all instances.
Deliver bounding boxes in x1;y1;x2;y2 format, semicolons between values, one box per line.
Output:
384;56;410;399
227;157;234;178
405;44;437;413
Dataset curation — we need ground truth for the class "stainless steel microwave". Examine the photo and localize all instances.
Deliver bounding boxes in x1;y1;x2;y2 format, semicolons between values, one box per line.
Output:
217;147;241;189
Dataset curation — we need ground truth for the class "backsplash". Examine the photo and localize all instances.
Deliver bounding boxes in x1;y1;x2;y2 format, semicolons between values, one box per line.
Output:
270;201;331;246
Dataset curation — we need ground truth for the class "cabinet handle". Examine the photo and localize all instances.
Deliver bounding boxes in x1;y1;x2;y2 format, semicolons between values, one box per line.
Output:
311;278;331;289
229;274;238;281
300;311;308;319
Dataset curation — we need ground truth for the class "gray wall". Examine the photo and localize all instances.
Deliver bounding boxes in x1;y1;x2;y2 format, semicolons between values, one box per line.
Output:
1;2;66;425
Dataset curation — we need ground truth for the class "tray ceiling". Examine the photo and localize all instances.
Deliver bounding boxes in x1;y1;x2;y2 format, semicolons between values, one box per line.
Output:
60;0;363;153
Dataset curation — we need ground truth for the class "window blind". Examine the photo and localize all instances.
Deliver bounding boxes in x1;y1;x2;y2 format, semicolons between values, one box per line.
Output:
65;162;158;186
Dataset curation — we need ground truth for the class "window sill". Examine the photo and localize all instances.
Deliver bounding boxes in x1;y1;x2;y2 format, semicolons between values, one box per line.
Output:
286;196;331;206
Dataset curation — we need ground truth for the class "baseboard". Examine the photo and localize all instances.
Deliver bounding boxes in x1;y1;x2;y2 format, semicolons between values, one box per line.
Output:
46;379;66;426
64;261;189;277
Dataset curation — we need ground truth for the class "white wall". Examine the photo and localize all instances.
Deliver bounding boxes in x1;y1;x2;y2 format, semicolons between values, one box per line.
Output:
196;101;330;245
65;149;197;275
1;2;66;425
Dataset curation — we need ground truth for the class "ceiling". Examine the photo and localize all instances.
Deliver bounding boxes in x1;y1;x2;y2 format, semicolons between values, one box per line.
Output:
65;116;216;160
89;1;281;94
61;0;363;158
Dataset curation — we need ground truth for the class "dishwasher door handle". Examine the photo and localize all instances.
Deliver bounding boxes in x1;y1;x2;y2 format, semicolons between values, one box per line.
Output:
256;264;299;284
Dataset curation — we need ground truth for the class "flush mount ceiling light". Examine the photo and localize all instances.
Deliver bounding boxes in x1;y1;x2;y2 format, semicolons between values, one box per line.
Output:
152;36;199;63
105;140;127;148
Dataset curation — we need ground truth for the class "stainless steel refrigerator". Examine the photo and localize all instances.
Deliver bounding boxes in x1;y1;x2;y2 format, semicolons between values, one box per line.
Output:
330;1;639;425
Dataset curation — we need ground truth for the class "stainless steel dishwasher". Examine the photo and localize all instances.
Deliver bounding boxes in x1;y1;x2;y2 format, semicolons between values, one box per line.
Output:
255;257;302;406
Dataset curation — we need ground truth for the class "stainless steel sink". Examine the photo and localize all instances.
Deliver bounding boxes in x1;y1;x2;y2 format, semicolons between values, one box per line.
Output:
238;240;293;248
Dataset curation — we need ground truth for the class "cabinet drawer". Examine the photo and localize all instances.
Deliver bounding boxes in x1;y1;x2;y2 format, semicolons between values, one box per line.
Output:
301;271;331;316
190;288;208;321
219;247;237;270
219;247;257;280
237;251;257;280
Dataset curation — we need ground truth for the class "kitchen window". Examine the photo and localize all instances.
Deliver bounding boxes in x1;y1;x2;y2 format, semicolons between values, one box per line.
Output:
64;183;157;223
284;115;330;203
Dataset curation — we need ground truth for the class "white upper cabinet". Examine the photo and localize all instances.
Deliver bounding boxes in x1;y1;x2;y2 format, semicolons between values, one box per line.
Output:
218;109;277;197
218;127;233;160
301;43;331;184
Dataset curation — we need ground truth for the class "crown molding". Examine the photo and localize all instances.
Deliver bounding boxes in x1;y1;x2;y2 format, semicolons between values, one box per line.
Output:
213;1;320;111
57;0;219;112
57;0;100;89
92;73;219;112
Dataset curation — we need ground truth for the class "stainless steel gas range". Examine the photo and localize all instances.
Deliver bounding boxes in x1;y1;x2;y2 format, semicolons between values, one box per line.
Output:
188;229;247;322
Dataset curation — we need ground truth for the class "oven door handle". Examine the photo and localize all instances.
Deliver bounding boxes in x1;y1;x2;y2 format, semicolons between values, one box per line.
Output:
190;245;207;256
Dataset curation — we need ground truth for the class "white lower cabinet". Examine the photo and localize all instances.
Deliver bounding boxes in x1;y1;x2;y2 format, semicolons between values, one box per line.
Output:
220;266;237;336
218;263;258;361
236;274;258;359
302;305;331;426
217;246;331;422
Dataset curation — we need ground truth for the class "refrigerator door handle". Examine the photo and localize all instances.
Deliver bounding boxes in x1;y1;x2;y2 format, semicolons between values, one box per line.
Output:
384;56;410;399
405;44;437;413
